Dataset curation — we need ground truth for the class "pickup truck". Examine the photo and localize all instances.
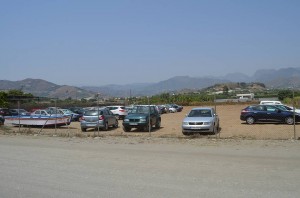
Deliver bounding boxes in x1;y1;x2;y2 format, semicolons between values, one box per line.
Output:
122;105;161;132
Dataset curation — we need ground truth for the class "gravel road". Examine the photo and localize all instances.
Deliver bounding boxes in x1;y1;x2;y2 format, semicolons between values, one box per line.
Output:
0;135;300;198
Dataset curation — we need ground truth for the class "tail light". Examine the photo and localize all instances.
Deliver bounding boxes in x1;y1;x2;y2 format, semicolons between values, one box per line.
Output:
241;109;249;113
120;109;125;112
99;115;104;120
79;116;84;121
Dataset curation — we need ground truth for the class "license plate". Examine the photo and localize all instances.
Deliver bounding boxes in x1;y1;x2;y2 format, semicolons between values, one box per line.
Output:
129;123;138;125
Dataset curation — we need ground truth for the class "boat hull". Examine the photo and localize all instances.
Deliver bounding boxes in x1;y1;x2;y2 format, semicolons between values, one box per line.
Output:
4;115;71;126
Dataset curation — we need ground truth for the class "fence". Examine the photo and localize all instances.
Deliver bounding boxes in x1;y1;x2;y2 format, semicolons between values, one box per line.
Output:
1;104;299;140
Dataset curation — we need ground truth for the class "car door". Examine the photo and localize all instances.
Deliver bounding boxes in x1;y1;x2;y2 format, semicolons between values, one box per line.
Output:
105;109;114;126
251;105;267;121
265;105;285;122
150;106;159;126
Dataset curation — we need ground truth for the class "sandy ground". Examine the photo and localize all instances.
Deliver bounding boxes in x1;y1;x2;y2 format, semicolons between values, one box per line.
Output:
1;135;300;198
1;105;300;140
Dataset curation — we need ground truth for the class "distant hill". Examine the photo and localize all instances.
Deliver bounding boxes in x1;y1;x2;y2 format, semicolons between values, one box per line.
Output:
0;78;95;99
1;67;300;98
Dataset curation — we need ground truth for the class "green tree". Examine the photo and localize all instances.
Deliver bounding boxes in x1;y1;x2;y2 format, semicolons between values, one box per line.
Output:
0;91;8;107
278;90;293;101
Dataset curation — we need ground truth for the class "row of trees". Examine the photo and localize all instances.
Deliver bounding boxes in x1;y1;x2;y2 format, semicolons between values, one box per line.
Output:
1;89;300;109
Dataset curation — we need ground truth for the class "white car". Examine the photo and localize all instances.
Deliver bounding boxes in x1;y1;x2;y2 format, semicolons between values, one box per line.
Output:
260;101;282;105
106;106;128;120
165;104;177;113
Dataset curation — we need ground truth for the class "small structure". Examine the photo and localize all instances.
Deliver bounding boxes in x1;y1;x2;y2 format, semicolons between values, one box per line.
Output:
236;93;254;100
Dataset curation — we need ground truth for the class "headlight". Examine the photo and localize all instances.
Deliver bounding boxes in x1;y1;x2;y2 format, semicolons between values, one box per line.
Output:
140;118;147;122
203;122;211;125
182;122;189;125
124;118;129;122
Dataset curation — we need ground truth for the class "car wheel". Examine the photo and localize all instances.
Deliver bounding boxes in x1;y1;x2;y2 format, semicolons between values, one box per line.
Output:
182;131;189;136
246;116;255;124
285;116;294;125
81;128;86;132
155;119;161;129
143;124;151;132
113;120;118;128
123;126;131;132
103;122;108;131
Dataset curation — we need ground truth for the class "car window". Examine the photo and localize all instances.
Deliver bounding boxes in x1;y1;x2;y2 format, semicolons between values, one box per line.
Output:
266;106;277;112
85;110;103;116
252;106;265;111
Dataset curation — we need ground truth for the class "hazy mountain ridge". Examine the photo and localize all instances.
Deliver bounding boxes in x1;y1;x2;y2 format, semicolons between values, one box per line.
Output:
1;67;300;98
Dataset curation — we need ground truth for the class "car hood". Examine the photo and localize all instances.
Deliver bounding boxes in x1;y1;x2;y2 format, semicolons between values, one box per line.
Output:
183;117;214;122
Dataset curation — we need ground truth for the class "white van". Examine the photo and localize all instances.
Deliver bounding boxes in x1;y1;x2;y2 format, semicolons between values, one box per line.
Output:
259;101;282;105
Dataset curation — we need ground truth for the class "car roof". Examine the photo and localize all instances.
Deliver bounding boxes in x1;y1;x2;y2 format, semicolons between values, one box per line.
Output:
191;107;213;110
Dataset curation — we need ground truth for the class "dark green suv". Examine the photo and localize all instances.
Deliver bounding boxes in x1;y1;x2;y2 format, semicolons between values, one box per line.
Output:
122;105;161;132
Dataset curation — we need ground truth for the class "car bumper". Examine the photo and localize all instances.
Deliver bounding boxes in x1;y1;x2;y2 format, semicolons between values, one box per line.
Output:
122;122;147;128
182;124;214;133
80;121;105;129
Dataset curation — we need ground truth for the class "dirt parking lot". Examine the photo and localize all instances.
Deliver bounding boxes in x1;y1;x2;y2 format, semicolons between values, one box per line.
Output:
1;105;300;140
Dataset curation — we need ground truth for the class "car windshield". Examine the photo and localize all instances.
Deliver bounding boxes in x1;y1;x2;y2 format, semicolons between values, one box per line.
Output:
131;106;150;114
188;109;212;117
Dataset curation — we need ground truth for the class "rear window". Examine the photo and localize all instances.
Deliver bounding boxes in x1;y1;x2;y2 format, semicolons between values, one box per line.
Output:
84;110;103;116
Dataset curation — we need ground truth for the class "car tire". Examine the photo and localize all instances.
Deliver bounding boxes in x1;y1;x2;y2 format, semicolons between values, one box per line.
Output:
81;128;86;132
123;126;131;132
103;122;108;131
285;116;294;125
182;131;189;136
113;120;118;128
155;119;161;129
246;116;255;124
143;124;151;132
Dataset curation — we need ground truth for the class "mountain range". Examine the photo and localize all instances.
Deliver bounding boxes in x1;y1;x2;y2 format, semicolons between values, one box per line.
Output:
1;67;300;99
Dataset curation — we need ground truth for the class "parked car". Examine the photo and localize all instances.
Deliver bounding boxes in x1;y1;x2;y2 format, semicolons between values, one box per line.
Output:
9;109;30;116
0;115;4;125
80;107;118;131
165;104;177;113
0;108;10;116
31;109;61;117
68;107;85;118
171;104;183;112
122;105;161;132
106;106;128;120
260;101;282;105
57;109;80;121
240;105;300;125
158;105;168;114
182;107;219;135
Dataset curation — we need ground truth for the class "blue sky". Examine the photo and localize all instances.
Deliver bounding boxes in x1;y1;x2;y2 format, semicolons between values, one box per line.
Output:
1;0;299;86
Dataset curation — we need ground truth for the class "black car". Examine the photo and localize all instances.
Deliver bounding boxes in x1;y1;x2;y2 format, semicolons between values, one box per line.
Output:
240;105;300;125
0;115;4;125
